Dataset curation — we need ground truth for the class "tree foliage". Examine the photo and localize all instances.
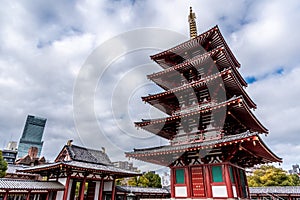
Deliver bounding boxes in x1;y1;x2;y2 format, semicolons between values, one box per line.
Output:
126;172;162;188
0;151;8;178
247;165;300;187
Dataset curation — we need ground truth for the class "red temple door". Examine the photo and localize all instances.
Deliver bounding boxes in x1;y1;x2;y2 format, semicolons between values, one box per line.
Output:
86;182;96;200
191;166;206;197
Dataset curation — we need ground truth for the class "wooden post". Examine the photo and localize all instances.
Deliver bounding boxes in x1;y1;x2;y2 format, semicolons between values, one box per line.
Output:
185;166;192;197
98;176;105;200
26;190;31;200
46;192;50;200
3;191;9;200
170;167;175;198
63;175;71;200
80;174;87;200
111;177;116;200
204;165;212;198
224;165;233;198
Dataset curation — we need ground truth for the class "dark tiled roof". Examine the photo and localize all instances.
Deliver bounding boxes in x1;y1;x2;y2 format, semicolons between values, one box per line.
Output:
19;161;140;177
0;178;64;190
250;186;300;194
66;145;112;165
116;186;170;194
6;164;38;177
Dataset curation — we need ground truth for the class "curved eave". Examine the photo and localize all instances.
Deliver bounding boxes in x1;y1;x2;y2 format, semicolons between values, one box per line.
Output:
136;96;267;135
230;98;268;133
148;47;221;81
224;69;256;109
150;25;240;69
143;69;230;102
126;132;281;166
243;135;282;163
18;162;140;177
149;46;247;88
143;68;255;113
213;26;240;68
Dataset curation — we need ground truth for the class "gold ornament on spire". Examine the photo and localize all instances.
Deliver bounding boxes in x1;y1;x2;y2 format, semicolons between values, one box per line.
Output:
188;7;197;39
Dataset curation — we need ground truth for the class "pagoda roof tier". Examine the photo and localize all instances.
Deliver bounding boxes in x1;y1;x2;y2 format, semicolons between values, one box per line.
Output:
148;46;247;88
125;132;282;167
135;96;267;140
18;160;141;178
143;68;256;115
150;25;240;69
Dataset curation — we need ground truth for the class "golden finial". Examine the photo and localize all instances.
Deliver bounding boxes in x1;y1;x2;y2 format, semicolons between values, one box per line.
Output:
67;139;73;146
188;7;197;39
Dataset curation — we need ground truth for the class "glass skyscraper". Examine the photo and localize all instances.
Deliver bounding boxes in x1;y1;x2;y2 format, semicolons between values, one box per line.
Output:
17;115;47;158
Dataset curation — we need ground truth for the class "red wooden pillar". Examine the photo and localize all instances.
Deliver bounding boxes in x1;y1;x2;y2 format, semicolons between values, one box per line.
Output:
80;174;87;200
243;169;250;198
98;176;104;200
204;165;212;198
111;177;116;200
46;192;50;200
26;190;31;200
224;165;233;198
63;175;71;200
3;191;9;200
170;167;175;198
185;166;192;197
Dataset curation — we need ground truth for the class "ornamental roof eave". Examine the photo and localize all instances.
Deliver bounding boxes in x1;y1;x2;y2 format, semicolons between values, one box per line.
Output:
148;45;247;87
125;132;282;166
144;67;256;110
142;68;231;102
136;95;267;135
150;25;240;69
18;160;141;177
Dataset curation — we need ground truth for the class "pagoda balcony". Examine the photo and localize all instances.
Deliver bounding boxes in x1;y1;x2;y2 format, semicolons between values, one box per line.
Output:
170;129;224;146
172;99;216;116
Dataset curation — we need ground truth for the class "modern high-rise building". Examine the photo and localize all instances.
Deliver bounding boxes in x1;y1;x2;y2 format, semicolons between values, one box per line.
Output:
2;141;18;163
17;115;47;158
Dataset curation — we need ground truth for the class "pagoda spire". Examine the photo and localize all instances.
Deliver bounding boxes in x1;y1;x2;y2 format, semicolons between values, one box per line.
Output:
188;7;197;39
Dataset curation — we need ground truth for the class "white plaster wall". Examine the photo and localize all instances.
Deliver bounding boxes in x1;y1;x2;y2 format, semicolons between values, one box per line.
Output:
103;181;113;191
56;191;64;200
67;179;73;200
174;186;187;197
232;185;237;198
58;178;67;185
94;181;100;200
212;185;228;197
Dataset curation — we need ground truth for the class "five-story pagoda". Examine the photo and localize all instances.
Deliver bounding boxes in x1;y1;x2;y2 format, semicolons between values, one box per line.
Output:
126;7;281;199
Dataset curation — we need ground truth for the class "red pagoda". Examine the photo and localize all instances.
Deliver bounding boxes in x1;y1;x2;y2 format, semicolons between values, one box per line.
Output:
126;7;281;199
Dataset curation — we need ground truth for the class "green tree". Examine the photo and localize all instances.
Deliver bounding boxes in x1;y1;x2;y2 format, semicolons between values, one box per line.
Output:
247;165;300;187
127;172;162;188
0;151;8;178
143;172;162;188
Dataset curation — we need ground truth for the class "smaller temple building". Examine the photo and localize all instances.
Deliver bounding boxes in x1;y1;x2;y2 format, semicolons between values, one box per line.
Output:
0;141;140;200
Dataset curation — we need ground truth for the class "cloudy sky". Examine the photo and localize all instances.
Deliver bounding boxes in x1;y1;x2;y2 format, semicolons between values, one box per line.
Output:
1;0;300;172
